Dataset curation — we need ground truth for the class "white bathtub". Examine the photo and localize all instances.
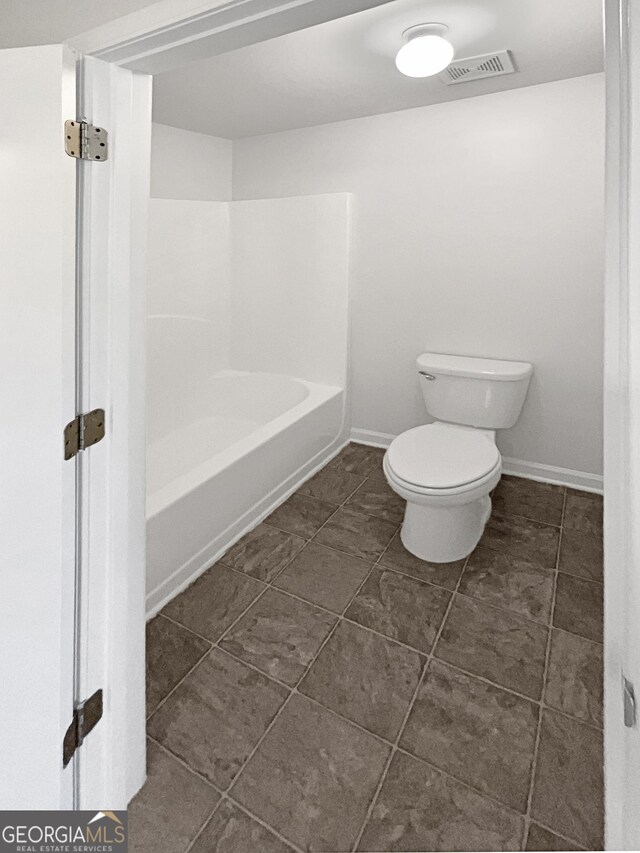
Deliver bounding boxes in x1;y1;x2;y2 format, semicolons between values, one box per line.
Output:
146;369;346;615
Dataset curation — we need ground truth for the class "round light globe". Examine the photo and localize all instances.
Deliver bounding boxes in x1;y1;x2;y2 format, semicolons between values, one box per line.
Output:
395;34;454;77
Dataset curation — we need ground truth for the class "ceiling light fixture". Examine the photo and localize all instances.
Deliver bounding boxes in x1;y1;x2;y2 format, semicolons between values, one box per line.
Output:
395;23;454;78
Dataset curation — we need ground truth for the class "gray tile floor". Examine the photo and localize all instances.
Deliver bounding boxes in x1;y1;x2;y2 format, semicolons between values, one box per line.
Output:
134;443;604;853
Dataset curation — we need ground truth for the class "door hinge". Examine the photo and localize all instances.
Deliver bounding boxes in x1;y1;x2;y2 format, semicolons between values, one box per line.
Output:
63;689;103;768
64;119;109;161
64;408;106;460
624;676;637;728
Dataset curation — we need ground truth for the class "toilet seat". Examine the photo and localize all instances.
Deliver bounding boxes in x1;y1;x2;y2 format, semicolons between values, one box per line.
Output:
386;423;501;492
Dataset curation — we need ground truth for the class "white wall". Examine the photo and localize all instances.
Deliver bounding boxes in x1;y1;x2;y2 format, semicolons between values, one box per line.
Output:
146;193;350;450
231;194;350;386
233;74;605;477
151;122;232;201
147;199;231;442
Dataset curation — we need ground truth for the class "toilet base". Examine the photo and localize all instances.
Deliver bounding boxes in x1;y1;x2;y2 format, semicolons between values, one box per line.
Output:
400;495;492;564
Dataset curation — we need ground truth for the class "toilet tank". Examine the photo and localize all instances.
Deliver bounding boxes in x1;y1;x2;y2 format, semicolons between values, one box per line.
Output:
417;353;533;429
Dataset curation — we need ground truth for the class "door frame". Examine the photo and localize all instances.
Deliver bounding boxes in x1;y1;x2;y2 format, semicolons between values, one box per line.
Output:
67;0;400;810
68;2;639;844
603;0;640;848
71;55;152;809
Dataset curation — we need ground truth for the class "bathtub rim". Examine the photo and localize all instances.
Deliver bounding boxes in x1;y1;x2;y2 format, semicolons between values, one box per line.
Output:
147;371;343;520
146;430;348;618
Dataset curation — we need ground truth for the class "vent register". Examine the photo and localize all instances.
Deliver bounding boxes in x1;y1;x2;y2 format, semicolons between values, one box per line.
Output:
439;50;515;85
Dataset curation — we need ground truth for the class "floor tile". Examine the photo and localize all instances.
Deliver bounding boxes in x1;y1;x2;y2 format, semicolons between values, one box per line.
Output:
435;595;548;699
148;648;288;789
220;523;305;583
492;475;565;526
460;545;554;623
558;529;603;583
298;467;365;504
345;568;451;654
146;615;210;717
313;506;397;561
129;740;219;853
328;443;385;477
481;513;560;568
400;660;538;812
273;542;372;613
267;493;337;539
162;564;264;642
379;531;465;590
345;476;406;523
563;489;603;536
525;823;583;851
545;628;603;727
357;750;523;852
531;709;603;849
231;693;390;853
190;800;294;853
300;619;424;741
219;588;336;686
553;573;603;643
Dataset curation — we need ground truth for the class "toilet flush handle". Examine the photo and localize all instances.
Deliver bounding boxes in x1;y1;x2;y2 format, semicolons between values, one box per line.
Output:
419;371;436;380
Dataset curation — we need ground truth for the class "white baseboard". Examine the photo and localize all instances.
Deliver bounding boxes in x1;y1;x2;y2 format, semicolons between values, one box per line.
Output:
500;457;603;494
145;436;349;619
350;428;396;448
350;428;603;494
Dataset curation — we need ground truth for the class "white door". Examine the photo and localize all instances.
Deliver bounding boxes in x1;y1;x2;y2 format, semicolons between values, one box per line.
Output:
0;45;78;808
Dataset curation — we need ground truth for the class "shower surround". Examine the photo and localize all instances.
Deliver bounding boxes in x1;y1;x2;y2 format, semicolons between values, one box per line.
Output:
146;193;350;614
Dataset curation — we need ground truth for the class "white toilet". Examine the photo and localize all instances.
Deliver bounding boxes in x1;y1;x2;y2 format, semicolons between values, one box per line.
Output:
384;352;533;563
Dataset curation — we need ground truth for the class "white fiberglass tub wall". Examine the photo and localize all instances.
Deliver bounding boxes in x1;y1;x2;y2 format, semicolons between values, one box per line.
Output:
146;193;350;615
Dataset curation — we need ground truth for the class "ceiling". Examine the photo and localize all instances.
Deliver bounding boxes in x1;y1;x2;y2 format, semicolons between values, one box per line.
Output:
2;0;603;139
152;0;603;139
0;0;160;48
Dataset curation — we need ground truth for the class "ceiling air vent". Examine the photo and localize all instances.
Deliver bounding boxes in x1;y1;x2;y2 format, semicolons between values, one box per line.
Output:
439;50;515;85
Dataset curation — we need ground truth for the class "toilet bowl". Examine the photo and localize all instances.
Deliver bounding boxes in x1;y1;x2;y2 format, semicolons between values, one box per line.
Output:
384;423;502;562
384;353;533;564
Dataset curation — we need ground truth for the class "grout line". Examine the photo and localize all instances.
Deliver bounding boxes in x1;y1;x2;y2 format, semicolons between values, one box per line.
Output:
215;643;298;691
522;488;566;849
157;610;216;645
394;745;530;820
551;621;604;648
297;690;394;749
365;554;462;594
183;802;222;853
146;453;602;853
489;505;564;530
556;566;604;587
524;818;588;851
148;460;393;733
222;513;394;826
176;772;307;853
147;734;222;793
157;531;602;728
145;640;212;722
212;582;279;644
350;555;470;852
299;473;367;509
222;693;294;795
149;684;553;843
453;586;555;629
178;542;603;655
427;655;542;706
219;794;306;853
157;545;603;732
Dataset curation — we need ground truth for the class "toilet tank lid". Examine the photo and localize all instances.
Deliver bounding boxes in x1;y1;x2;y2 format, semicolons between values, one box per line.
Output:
417;353;533;382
